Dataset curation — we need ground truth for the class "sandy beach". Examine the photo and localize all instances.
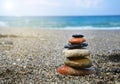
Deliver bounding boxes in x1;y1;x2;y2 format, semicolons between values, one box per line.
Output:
0;28;120;84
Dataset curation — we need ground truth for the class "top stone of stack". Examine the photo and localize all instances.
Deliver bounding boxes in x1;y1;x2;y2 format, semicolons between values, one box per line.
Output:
72;34;84;38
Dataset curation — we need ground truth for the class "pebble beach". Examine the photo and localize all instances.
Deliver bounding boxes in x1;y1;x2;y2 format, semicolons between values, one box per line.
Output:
0;28;120;84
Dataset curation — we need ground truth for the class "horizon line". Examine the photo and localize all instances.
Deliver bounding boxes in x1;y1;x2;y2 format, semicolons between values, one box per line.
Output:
0;15;120;17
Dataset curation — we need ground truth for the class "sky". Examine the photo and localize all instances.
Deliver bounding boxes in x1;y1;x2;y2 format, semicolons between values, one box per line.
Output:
0;0;120;16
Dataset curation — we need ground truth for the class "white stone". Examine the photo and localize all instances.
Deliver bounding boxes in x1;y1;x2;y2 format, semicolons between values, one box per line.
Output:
63;49;90;58
13;62;16;65
16;58;20;61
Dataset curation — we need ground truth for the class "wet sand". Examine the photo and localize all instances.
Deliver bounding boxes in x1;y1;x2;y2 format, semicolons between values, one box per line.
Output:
0;28;120;84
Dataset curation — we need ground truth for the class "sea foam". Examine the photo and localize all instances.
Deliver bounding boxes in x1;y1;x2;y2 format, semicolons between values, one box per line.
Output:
0;21;9;27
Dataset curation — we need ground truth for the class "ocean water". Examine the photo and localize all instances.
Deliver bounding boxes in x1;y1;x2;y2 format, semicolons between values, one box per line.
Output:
0;16;120;29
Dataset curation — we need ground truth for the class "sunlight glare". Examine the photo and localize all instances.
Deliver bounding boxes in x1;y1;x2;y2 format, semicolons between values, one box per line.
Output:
4;2;14;11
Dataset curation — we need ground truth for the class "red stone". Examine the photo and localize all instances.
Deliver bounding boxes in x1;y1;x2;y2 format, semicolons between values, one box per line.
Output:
56;65;69;75
56;65;95;76
69;38;86;44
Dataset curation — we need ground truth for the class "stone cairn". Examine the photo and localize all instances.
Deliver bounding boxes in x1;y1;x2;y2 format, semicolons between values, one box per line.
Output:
57;34;94;76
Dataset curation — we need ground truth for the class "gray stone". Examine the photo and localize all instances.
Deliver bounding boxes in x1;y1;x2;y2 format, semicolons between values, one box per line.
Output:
64;43;88;49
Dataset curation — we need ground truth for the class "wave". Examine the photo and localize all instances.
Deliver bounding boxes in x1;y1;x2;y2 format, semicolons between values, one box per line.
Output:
58;26;120;30
0;21;9;27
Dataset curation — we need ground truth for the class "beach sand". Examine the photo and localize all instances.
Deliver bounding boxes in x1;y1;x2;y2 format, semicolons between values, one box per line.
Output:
0;28;120;84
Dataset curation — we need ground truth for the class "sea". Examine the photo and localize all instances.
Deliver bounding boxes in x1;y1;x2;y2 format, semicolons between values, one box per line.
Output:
0;15;120;30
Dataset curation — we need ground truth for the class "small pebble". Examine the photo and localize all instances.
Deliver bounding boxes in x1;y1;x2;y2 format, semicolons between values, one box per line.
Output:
16;58;21;61
13;62;16;65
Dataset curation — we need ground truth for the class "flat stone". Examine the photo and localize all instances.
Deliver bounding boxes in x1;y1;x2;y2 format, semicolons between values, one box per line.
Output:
110;68;120;73
64;43;88;49
69;38;86;44
63;49;90;58
56;65;95;76
72;34;84;38
65;58;92;68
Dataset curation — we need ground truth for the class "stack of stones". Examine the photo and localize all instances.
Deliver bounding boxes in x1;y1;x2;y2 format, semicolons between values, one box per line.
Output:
57;34;94;76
